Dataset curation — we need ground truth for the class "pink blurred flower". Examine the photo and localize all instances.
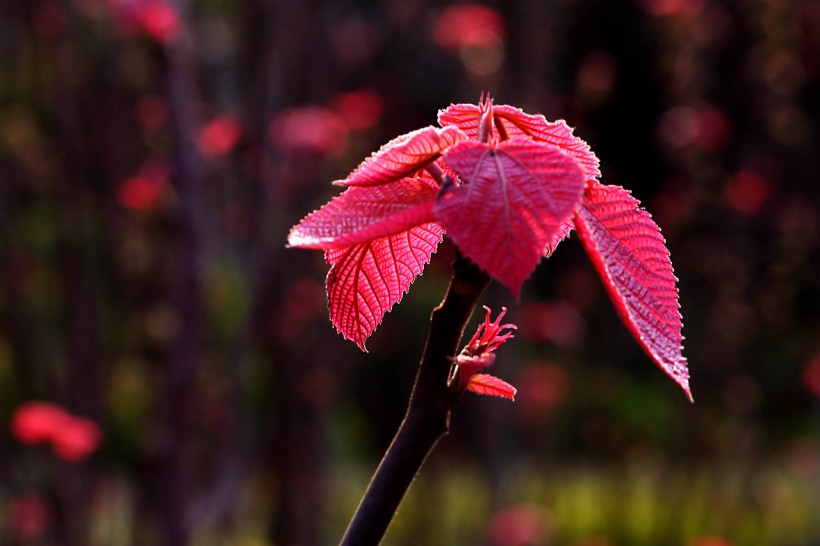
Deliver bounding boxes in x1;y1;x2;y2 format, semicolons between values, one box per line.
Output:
641;0;704;17
51;419;103;462
487;504;551;546
270;107;349;155
111;0;179;43
802;355;820;397
11;402;67;444
333;89;385;131
11;402;102;462
137;1;179;42
197;115;242;158
691;107;731;151
10;495;51;539
516;362;570;418
117;161;170;211
724;171;770;215
517;301;585;347
657;104;730;151
432;5;506;51
118;176;164;210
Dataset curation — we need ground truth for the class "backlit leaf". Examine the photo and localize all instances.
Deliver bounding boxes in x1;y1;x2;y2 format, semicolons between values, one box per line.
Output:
288;174;439;249
335;125;466;187
467;374;517;400
546;217;576;257
439;103;600;179
574;182;691;400
436;138;585;296
325;223;445;350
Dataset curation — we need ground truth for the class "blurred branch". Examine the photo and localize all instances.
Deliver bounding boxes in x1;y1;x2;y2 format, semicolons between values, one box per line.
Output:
154;24;208;545
340;256;490;546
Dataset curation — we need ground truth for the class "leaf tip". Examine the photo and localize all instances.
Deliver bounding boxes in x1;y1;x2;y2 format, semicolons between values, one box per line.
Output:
678;375;694;403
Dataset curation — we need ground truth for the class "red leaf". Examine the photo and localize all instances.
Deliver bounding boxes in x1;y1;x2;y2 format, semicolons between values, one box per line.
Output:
467;374;517;400
436;138;585;296
439;103;600;179
336;125;466;187
574;182;691;400
325;223;445;350
546;217;576;257
288;174;439;249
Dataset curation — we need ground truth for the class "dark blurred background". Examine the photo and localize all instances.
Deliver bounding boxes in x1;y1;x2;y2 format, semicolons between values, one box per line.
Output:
1;0;819;544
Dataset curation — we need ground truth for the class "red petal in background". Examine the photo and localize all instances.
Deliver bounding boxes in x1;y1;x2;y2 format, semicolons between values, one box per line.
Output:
325;223;445;350
438;103;601;180
138;1;179;43
432;5;506;51
332;88;385;131
467;373;517;400
288;173;439;249
574;182;691;400
436;138;585;296
270;107;349;154
197;115;242;158
336;125;466;187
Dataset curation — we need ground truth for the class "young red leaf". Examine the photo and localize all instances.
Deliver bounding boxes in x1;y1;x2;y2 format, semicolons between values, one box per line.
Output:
467;374;517;400
287;174;439;249
335;125;466;187
451;306;516;395
325;223;445;350
436;138;585;296
439;103;600;179
574;182;691;400
463;305;516;356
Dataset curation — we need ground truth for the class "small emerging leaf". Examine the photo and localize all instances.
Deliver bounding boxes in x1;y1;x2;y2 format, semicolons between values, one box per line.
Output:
467;374;517;400
574;182;691;400
436;138;585;296
464;305;516;355
326;223;445;350
335;125;466;187
452;306;516;399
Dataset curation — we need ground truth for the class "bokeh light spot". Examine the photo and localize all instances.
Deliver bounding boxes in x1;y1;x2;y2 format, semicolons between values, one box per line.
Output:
724;171;770;215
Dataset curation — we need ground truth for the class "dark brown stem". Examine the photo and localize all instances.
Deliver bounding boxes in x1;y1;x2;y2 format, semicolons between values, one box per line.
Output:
339;256;491;546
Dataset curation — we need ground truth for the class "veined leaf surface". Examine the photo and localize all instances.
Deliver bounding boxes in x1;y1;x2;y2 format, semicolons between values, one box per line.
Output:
467;374;517;400
325;223;445;350
335;125;466;187
288;175;439;249
574;182;691;400
546;217;576;257
436;138;585;296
